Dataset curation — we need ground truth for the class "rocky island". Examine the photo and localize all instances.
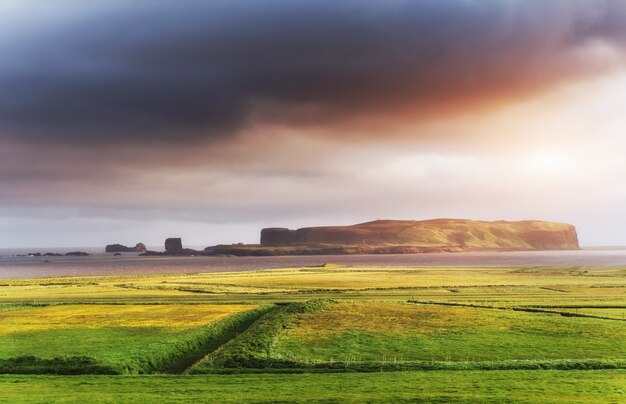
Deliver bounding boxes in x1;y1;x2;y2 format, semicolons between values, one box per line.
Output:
105;243;147;253
203;219;580;256
132;219;579;257
140;238;202;256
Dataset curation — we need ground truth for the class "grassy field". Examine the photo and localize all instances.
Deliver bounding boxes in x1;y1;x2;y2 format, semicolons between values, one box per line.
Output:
0;304;269;374
1;264;625;401
1;370;625;403
269;302;626;364
2;265;625;306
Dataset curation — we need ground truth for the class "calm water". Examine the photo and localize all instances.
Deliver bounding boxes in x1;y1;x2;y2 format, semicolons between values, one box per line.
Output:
1;249;626;279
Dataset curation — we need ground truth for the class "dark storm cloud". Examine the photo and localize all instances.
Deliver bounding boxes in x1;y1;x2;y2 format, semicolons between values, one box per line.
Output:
1;0;626;144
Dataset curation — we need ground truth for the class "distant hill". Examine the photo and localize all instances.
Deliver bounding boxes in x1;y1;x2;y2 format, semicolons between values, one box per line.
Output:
259;219;579;251
203;219;579;256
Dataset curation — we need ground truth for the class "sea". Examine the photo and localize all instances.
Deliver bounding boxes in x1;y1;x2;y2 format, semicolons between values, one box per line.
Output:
1;247;626;279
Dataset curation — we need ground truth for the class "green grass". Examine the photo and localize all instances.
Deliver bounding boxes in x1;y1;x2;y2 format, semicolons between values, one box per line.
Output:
2;264;626;401
190;299;332;372
0;305;272;374
268;302;626;365
1;370;625;403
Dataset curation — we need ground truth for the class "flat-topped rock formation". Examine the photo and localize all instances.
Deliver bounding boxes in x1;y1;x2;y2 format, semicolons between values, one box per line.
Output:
259;219;579;251
165;238;183;253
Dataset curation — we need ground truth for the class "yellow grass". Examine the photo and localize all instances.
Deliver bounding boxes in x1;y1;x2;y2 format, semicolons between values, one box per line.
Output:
153;266;626;291
0;265;624;307
0;284;197;301
280;302;510;336
0;304;257;335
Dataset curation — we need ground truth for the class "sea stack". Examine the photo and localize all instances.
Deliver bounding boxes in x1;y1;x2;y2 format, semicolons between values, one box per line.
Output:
165;238;183;253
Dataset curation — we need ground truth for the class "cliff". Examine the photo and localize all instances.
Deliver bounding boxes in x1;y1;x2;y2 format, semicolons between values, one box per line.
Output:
259;219;579;251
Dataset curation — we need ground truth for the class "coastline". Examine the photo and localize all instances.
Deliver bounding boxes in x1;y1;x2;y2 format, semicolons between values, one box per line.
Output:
2;249;626;279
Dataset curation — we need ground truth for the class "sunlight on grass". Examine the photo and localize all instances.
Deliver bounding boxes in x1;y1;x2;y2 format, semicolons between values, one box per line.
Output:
0;304;256;335
271;302;626;362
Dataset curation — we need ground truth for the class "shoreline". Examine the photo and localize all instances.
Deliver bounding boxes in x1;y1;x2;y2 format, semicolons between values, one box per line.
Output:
1;249;626;279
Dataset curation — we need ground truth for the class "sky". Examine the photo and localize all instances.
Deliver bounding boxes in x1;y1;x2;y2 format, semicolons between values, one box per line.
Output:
1;0;626;248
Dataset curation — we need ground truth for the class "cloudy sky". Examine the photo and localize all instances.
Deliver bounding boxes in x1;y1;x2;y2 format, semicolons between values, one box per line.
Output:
1;0;626;248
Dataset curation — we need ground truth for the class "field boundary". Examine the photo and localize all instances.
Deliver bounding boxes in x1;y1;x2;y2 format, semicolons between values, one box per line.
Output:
161;305;277;374
188;299;334;373
0;356;118;375
407;300;626;322
190;358;626;374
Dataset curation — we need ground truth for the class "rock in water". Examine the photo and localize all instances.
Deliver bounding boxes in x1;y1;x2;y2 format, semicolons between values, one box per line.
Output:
106;244;129;253
42;252;63;257
165;238;183;253
106;243;148;253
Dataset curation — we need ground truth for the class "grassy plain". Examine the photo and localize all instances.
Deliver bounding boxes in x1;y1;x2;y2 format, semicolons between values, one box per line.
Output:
2;265;625;306
0;263;625;401
2;370;625;403
0;304;267;374
270;302;626;363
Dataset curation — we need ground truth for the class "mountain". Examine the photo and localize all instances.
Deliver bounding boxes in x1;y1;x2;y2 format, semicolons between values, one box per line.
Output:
259;219;579;251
